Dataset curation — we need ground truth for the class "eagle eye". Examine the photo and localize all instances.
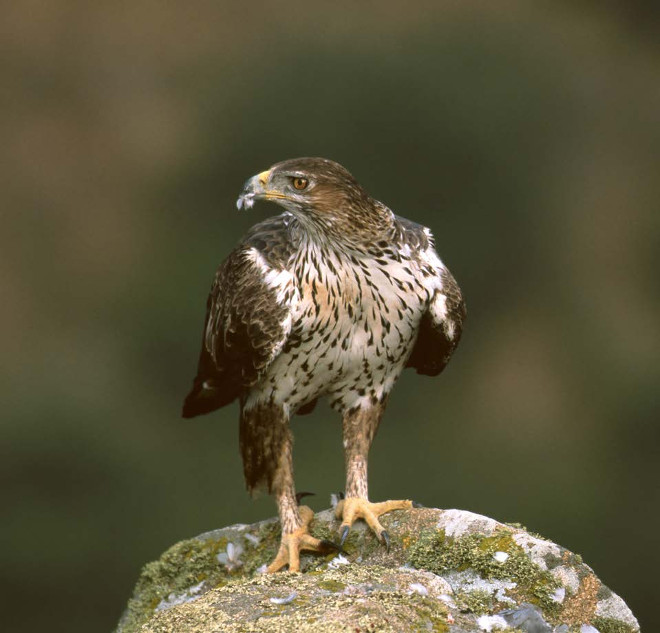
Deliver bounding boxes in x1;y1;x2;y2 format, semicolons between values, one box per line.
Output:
291;177;309;191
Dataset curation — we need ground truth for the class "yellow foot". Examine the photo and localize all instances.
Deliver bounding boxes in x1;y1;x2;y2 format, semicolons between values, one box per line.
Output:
266;506;338;573
334;497;412;550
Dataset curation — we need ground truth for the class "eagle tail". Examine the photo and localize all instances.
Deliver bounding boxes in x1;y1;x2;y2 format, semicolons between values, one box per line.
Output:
182;376;238;418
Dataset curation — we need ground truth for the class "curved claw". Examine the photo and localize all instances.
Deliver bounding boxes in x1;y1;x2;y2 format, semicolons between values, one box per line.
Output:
319;539;342;554
412;500;424;508
380;529;391;552
339;525;350;546
296;491;315;504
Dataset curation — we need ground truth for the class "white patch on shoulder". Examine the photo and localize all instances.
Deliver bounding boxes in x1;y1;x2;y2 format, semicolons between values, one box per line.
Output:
280;313;292;333
431;292;448;322
246;248;295;305
419;244;445;272
429;292;456;340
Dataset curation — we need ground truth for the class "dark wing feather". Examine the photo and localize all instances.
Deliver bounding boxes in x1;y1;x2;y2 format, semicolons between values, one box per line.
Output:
407;267;466;376
182;217;296;418
392;216;466;377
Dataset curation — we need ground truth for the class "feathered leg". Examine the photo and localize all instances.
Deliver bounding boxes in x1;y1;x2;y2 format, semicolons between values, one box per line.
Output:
240;399;335;572
335;401;412;548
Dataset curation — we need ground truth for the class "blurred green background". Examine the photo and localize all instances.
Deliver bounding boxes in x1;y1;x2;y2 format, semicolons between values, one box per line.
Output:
3;1;659;631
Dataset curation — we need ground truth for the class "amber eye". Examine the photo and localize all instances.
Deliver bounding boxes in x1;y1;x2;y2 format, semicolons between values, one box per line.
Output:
292;177;308;191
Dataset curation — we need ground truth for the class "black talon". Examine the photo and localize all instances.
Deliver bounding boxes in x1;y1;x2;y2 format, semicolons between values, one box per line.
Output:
296;491;315;504
337;491;345;500
339;525;350;546
412;500;424;508
319;539;342;554
380;530;391;552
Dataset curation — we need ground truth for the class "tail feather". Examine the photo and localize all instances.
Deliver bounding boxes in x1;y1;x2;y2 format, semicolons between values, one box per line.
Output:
182;377;239;418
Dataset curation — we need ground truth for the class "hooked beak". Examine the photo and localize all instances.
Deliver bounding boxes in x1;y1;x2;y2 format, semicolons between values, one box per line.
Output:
236;168;288;210
236;169;269;210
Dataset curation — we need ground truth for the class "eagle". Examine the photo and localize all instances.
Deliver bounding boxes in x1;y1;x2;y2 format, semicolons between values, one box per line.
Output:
183;157;465;572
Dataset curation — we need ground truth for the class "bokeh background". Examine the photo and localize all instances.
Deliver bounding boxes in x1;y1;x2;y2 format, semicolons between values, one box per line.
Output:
3;1;659;631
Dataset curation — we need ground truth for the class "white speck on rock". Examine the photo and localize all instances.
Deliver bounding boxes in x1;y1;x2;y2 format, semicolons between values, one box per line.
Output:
493;551;509;563
270;592;297;605
477;614;510;631
551;587;566;603
580;625;600;633
217;541;243;571
257;564;268;574
327;554;350;569
244;533;260;545
408;583;428;596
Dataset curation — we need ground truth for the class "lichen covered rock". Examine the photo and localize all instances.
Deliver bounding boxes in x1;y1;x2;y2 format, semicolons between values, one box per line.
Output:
116;507;639;633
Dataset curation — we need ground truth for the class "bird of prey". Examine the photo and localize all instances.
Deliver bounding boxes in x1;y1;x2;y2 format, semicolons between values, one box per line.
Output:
183;157;465;572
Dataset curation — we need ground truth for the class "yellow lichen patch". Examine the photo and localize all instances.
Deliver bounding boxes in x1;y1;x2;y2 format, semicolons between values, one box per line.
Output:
477;531;516;554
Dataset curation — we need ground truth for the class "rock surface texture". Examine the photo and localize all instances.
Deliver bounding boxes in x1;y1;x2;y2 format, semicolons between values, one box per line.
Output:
116;507;639;633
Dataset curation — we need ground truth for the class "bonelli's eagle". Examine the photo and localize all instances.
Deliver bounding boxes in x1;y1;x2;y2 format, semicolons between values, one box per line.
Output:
183;157;465;572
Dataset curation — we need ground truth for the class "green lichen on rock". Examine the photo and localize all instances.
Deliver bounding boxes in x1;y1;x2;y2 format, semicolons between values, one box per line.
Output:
592;616;639;633
406;526;561;619
117;518;285;633
118;535;230;633
454;589;493;615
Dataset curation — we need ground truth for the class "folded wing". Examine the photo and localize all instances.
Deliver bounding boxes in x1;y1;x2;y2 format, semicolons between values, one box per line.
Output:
182;233;297;418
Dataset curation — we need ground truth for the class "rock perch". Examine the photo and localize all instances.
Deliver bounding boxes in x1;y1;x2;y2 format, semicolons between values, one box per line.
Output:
116;507;639;633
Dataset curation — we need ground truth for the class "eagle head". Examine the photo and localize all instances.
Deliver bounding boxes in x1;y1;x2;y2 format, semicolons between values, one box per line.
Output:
236;158;387;235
